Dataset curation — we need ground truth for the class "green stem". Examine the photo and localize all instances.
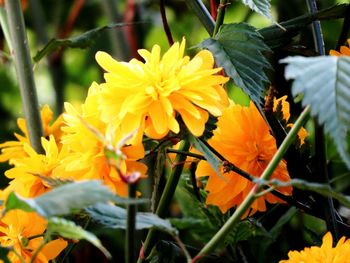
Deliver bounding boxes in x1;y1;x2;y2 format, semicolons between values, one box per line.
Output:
126;183;137;263
0;6;12;51
30;236;48;263
186;0;215;36
213;0;228;36
166;148;205;160
12;249;26;263
196;106;310;257
5;0;44;154
306;0;339;241
138;140;191;262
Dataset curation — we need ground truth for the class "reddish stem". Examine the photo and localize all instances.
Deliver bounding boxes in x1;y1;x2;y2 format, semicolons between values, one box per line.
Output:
124;0;140;59
210;0;218;20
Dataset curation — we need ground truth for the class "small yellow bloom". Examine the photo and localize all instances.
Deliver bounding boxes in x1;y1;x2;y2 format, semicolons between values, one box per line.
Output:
58;82;147;196
0;105;64;162
0;210;67;263
280;232;350;263
330;39;350;56
196;101;292;215
3;135;67;198
95;38;229;142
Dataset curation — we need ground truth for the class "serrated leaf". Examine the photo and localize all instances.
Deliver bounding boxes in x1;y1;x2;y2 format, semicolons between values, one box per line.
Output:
200;23;272;106
241;0;271;19
47;217;111;259
33;22;134;62
4;181;116;217
281;56;350;168
86;203;178;235
188;134;221;176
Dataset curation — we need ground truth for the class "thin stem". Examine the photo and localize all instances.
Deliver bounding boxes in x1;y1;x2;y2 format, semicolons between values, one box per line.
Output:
213;0;229;36
186;0;215;36
196;106;310;257
166;148;205;160
30;236;48;263
5;0;44;154
0;6;12;51
160;0;174;46
306;0;339;241
138;140;191;262
336;7;350;50
12;249;26;263
210;0;218;20
126;183;137;263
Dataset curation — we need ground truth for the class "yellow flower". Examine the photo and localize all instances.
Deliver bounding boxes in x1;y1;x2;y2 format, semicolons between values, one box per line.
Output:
196;101;292;215
0;105;64;162
273;95;308;145
95;38;229;142
330;39;350;56
57;82;147;196
280;232;350;263
0;210;67;263
3;135;67;198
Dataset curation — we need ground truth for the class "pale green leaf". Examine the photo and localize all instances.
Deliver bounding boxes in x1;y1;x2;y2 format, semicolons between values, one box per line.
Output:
199;23;272;106
241;0;271;19
86;203;178;235
48;217;111;259
281;56;350;168
4;181;116;217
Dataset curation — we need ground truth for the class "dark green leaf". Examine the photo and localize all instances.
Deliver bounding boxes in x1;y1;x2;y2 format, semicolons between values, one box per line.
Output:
281;56;350;168
241;0;271;19
4;181;116;217
188;134;221;176
33;22;136;62
200;23;272;106
86;203;178;235
47;217;111;259
259;4;349;48
0;246;11;263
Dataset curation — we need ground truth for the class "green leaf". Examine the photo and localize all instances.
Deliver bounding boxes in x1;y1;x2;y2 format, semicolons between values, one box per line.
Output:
281;56;350;168
4;180;116;217
241;0;271;20
0;246;11;263
259;4;349;49
258;178;350;208
188;134;221;175
199;23;272;106
86;203;178;236
33;22;134;63
47;217;111;259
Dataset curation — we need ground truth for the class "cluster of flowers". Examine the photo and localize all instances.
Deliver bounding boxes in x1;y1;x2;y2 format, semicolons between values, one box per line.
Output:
1;37;349;261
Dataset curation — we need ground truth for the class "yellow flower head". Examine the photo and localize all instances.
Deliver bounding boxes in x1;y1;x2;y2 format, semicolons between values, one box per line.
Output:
58;82;147;196
0;210;67;263
330;39;350;56
3;135;66;198
0;105;64;162
196;101;292;215
95;38;229;142
280;232;350;263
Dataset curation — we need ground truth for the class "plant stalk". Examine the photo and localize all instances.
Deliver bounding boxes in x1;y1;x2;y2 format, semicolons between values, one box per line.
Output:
186;0;215;36
213;0;228;36
5;0;44;153
306;0;339;241
126;183;137;263
138;140;191;262
160;0;174;46
196;106;310;257
0;6;12;52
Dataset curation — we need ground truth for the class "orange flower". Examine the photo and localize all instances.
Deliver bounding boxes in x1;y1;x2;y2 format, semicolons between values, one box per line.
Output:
273;95;308;145
0;210;67;263
330;39;350;56
95;38;229;143
196;101;292;215
280;232;350;263
57;82;147;196
0;105;64;163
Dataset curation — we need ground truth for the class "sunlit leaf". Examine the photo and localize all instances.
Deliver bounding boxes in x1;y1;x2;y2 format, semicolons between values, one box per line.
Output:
33;22;136;62
200;23;272;107
47;217;111;259
86;203;178;235
281;56;350;168
241;0;271;19
4;181;116;217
